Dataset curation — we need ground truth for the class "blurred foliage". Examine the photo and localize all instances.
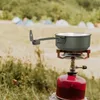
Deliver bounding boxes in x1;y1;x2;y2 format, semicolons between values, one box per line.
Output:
0;47;59;100
0;47;100;100
1;0;100;24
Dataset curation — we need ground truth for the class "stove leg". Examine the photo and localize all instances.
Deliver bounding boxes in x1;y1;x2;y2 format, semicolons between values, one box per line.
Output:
84;50;90;59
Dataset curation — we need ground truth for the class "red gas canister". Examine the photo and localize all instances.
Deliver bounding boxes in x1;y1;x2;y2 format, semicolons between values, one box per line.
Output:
56;74;86;100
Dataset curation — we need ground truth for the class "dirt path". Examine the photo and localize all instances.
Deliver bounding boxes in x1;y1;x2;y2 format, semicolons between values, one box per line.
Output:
0;22;100;78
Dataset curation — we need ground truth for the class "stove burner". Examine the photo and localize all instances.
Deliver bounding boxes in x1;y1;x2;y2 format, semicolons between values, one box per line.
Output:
56;49;90;59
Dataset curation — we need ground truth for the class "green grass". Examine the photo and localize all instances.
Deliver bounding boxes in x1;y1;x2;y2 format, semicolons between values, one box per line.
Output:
0;48;100;100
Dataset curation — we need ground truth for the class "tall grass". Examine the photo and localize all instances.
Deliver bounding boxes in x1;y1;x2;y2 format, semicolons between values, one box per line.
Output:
0;48;59;100
0;47;100;100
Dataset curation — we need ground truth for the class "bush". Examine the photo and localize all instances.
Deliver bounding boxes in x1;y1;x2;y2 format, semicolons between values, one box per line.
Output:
1;11;13;20
0;48;59;100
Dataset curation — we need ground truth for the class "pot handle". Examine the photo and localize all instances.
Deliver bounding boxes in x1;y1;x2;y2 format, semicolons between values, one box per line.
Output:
29;30;56;45
56;36;66;44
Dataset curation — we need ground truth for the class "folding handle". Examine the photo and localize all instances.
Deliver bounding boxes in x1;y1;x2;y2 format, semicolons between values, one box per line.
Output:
29;30;56;45
29;30;33;41
29;30;40;45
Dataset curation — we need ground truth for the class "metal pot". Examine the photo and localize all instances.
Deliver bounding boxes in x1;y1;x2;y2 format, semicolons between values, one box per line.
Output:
30;30;91;51
55;33;91;51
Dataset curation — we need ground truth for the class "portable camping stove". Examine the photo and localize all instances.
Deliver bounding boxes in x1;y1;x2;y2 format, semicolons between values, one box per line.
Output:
29;30;91;100
49;50;90;100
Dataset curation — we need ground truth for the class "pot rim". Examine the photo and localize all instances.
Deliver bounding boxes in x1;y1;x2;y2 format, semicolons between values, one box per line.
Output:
56;32;91;37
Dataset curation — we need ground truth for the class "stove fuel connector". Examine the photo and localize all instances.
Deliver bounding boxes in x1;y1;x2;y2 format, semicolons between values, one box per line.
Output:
76;65;87;69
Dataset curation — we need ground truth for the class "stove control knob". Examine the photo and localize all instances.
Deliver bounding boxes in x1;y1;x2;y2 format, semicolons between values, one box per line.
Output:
82;65;87;69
